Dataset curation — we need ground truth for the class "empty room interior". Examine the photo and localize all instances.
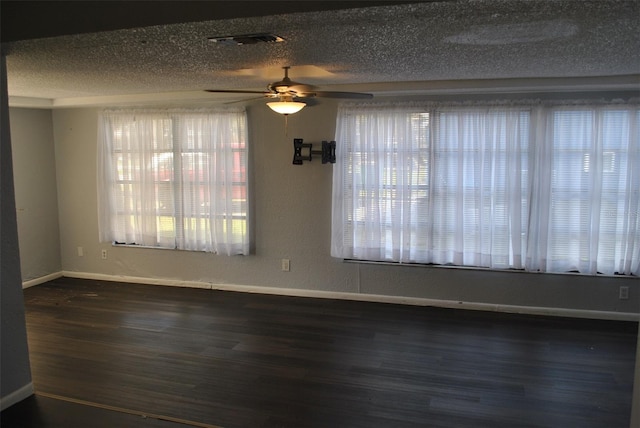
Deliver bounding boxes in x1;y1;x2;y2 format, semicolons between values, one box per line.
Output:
1;1;639;427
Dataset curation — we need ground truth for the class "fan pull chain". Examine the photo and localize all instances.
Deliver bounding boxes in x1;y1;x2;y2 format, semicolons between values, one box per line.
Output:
284;114;289;136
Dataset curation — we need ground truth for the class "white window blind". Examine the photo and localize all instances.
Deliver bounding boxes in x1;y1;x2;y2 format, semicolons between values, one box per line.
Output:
332;103;639;276
97;108;249;255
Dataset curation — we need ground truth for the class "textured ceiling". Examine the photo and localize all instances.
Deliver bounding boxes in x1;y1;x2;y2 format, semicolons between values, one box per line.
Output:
3;0;639;107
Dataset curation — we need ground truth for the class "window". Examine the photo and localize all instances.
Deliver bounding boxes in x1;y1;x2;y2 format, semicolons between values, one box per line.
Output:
538;107;640;274
332;103;639;276
98;108;249;255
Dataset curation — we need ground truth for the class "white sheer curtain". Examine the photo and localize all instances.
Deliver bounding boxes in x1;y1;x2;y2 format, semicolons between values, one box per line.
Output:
98;108;249;255
527;106;640;275
332;102;639;276
332;105;529;267
332;105;431;262
430;108;530;269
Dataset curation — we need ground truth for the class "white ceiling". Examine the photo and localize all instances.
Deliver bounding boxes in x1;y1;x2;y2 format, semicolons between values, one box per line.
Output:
4;0;639;108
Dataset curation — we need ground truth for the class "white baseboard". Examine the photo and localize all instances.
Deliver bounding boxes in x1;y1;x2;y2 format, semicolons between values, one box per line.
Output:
22;271;63;289
61;270;640;322
62;271;211;289
0;382;34;411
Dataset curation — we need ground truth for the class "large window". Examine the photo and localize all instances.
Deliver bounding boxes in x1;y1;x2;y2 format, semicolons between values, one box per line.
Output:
332;102;639;276
98;108;249;255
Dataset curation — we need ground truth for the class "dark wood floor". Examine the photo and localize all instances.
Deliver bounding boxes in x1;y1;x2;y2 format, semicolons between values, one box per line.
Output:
0;394;190;428
2;277;637;428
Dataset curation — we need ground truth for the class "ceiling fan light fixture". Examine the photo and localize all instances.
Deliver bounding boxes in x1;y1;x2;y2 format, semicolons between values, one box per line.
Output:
267;101;306;115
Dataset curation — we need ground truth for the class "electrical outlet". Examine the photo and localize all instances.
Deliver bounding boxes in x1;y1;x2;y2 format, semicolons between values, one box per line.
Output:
101;249;108;260
77;246;84;257
281;259;290;272
619;286;629;300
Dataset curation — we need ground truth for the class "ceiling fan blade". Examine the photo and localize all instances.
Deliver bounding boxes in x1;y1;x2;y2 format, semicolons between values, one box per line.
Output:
312;91;373;99
204;89;269;94
204;67;373;102
288;83;317;92
223;96;268;105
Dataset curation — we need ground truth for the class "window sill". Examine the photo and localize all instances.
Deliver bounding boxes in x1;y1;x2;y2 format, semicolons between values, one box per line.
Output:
112;242;178;251
343;259;637;279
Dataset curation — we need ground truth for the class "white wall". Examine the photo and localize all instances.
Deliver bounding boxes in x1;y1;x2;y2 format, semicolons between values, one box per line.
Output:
52;102;356;292
44;100;638;317
10;108;61;282
1;56;33;411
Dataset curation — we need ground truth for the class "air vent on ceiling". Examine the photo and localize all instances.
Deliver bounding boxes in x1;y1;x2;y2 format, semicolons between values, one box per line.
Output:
208;33;285;46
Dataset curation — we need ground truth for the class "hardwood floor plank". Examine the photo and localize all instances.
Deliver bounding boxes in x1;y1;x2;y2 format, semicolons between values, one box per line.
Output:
3;277;636;428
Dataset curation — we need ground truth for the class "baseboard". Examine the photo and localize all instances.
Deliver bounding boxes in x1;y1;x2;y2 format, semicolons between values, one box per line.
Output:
0;382;34;411
22;271;64;289
61;270;640;322
62;271;211;289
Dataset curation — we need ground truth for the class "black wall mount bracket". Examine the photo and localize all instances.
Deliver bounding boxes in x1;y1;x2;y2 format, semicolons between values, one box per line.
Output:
293;138;336;165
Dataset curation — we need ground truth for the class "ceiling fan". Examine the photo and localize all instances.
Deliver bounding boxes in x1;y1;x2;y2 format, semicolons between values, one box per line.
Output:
205;66;373;115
